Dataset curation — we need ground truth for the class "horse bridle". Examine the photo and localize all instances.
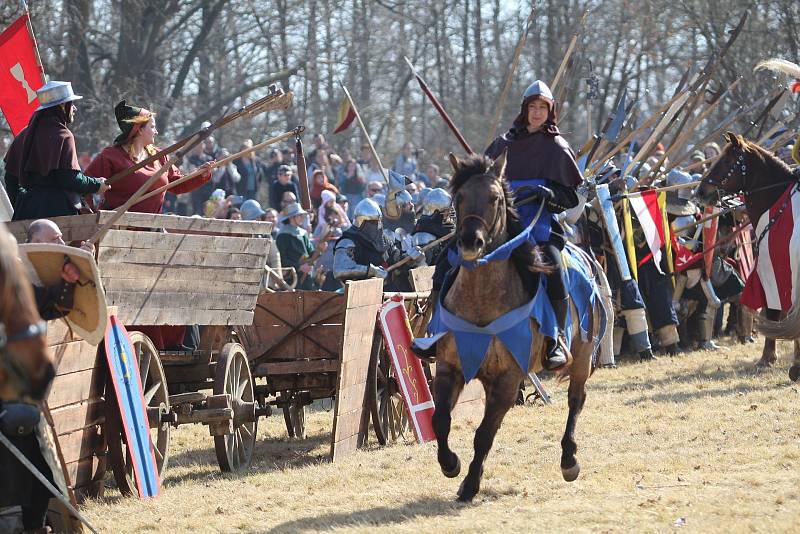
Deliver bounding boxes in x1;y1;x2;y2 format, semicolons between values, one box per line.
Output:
456;173;505;242
0;318;48;393
704;148;748;191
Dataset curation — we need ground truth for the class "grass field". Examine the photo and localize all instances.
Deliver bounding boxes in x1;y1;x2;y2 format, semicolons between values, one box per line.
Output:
81;339;800;533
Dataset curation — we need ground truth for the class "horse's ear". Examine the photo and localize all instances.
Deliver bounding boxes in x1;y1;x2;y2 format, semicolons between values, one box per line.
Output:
448;153;461;173
490;149;508;178
725;131;740;147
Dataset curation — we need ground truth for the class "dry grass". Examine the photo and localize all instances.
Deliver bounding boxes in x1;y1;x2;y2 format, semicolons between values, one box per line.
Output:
82;339;800;533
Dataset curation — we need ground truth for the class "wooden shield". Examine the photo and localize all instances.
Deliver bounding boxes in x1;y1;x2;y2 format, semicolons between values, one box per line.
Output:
18;243;107;345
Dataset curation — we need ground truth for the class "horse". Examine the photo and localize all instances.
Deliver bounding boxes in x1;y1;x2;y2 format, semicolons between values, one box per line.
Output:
0;222;54;402
697;132;800;381
430;152;602;502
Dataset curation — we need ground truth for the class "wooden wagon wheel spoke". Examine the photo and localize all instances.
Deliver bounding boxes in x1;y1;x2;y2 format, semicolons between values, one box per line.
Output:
143;381;161;404
138;341;151;385
214;343;257;473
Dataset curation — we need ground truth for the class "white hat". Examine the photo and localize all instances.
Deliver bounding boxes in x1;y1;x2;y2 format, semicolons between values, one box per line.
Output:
35;81;83;111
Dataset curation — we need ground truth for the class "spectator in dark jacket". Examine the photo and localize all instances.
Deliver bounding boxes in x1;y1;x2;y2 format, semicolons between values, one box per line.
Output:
269;164;299;210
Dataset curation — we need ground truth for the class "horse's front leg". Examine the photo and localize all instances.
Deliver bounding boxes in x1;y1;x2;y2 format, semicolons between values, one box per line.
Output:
757;308;781;367
432;360;465;479
457;369;520;502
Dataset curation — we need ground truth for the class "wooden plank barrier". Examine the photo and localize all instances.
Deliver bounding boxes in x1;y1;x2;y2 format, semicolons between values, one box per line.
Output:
330;278;385;461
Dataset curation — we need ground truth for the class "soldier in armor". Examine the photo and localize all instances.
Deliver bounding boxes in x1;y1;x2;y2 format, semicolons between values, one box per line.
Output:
333;198;424;291
412;188;454;265
484;80;583;370
383;170;417;234
333;198;390;283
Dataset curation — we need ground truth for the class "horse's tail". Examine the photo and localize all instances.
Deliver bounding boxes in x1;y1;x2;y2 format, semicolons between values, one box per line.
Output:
756;267;800;339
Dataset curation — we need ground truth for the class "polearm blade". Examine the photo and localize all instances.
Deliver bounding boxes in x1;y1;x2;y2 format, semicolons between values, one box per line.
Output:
0;431;99;534
582;89;628;170
484;7;536;148
404;56;474;154
743;88;788;137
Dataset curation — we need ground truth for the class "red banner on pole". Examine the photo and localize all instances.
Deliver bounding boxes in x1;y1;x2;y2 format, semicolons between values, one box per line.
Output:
0;14;45;135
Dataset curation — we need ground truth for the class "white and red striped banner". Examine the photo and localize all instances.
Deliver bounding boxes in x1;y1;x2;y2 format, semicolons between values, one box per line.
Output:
741;185;800;312
629;190;667;273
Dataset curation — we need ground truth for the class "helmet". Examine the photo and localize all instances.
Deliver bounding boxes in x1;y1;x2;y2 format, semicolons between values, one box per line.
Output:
353;198;382;228
522;80;553;102
422;188;451;216
240;199;266;221
394;190;413;207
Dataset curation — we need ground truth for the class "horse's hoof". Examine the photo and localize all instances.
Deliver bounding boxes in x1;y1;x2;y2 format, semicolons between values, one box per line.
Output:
441;455;461;478
456;478;477;502
789;365;800;382
561;461;581;482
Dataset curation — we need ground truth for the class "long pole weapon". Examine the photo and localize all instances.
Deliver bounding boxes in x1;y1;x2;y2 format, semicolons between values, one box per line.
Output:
134;128;304;205
483;7;536;148
107;89;292;186
404;56;474;154
339;82;390;183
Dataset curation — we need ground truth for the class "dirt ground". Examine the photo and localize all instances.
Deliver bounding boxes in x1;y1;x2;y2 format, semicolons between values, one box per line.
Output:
81;339;800;533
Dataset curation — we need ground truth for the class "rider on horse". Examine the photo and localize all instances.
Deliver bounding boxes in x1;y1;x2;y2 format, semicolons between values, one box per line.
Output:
484;80;583;370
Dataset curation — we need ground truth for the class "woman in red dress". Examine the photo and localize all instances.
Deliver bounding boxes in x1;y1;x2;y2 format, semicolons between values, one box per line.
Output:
85;100;214;349
85;100;212;212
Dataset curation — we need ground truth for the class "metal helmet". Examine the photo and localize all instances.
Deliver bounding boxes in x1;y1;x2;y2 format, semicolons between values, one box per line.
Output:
394;189;413;208
353;198;382;228
421;188;452;216
522;80;553;102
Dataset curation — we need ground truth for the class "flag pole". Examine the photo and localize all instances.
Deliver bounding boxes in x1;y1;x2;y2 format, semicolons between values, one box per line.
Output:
339;82;388;185
19;0;47;83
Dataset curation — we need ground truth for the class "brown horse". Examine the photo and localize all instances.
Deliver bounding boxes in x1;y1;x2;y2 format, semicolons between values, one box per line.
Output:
431;152;601;502
0;223;54;401
697;132;800;381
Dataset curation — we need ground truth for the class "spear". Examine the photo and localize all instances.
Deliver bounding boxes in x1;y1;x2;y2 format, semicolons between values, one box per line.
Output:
107;88;293;185
743;88;788;137
134;128;304;205
484;7;536;148
404;56;474;154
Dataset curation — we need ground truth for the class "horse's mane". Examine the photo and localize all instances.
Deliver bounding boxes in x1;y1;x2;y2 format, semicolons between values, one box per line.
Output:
449;154;550;277
723;134;794;176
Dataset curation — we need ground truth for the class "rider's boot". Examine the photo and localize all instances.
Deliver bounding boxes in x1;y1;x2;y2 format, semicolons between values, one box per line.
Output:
544;297;569;370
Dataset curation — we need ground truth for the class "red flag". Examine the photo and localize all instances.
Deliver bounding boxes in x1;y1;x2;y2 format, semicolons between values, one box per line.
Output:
629;190;667;273
0;14;45;135
332;97;356;134
791;79;800;94
671;234;702;272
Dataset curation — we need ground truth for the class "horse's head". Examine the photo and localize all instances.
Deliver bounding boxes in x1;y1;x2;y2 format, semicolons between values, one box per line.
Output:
698;132;757;205
0;226;54;402
448;151;511;262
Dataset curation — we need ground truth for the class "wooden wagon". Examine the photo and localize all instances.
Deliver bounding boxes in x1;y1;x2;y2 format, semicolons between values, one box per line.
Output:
6;211;273;497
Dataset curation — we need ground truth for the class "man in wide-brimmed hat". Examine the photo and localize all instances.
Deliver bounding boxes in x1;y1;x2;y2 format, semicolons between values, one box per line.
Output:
3;81;110;220
276;202;319;290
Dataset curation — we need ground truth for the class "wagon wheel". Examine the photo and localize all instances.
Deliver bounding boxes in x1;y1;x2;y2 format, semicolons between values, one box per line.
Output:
282;395;307;439
368;332;410;445
106;331;170;496
213;343;257;472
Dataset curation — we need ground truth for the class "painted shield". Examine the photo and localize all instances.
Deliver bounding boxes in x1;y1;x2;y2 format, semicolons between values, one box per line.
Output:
104;315;161;498
378;296;436;444
18;243;107;345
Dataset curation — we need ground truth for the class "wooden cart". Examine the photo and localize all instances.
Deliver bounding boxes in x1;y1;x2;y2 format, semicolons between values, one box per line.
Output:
6;211;273;497
236;278;385;461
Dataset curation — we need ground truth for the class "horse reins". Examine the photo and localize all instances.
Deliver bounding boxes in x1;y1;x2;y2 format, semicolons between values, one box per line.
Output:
705;146;800;249
456;173;506;242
